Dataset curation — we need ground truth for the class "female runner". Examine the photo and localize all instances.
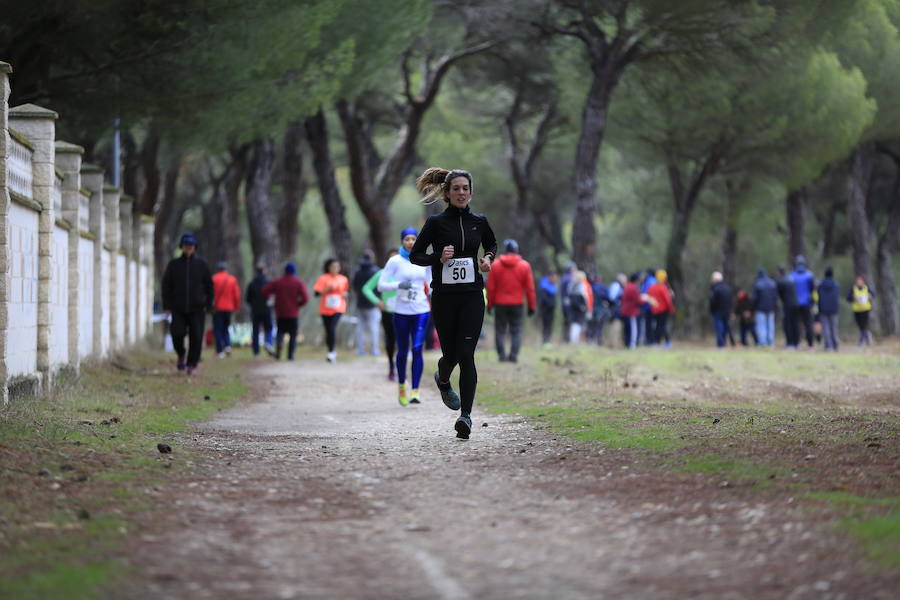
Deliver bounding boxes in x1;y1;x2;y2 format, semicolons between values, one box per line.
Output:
410;168;497;439
379;227;432;406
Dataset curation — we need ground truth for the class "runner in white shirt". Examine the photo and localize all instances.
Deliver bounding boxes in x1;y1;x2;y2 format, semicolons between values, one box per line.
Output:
378;227;432;406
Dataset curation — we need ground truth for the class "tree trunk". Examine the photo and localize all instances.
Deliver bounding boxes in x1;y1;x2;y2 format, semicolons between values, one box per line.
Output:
121;130;140;201
222;145;248;284
722;179;747;288
154;154;181;284
875;182;900;336
245;138;280;270
305;109;353;270
279;120;307;263
786;188;806;264
571;74;614;271
847;143;875;279
139;128;161;216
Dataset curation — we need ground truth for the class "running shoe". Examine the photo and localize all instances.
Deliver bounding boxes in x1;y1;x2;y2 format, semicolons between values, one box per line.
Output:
433;371;460;411
388;371;396;382
398;383;409;407
326;351;336;363
224;346;232;356
186;366;196;376
455;415;472;439
409;389;421;404
176;358;186;371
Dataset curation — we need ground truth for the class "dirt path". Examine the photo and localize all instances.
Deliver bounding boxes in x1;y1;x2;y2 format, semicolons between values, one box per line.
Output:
121;356;895;599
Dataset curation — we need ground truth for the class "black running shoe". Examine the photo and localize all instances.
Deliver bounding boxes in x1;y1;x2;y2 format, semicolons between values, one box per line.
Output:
434;371;461;411
455;415;472;439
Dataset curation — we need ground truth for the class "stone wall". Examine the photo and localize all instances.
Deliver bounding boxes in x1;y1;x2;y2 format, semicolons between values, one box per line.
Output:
0;64;156;402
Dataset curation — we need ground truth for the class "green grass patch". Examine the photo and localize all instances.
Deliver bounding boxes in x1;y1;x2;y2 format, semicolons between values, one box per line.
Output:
673;453;791;486
0;348;252;599
807;492;900;569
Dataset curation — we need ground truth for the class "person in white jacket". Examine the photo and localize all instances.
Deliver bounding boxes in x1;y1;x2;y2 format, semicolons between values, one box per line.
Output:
379;227;432;406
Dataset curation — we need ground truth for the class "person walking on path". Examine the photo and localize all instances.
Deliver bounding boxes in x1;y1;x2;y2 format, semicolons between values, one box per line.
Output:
559;262;576;343
791;255;816;348
379;227;432;406
847;275;875;346
619;273;642;349
640;268;657;346
261;262;309;361
537;271;559;347
245;262;275;357
777;265;799;348
212;262;241;358
734;289;757;346
410;167;497;440
647;269;674;348
817;267;841;351
313;259;349;363
161;233;213;376
352;250;381;357
566;270;593;343
588;273;611;345
363;249;400;380
486;239;536;363
751;267;777;347
709;271;733;349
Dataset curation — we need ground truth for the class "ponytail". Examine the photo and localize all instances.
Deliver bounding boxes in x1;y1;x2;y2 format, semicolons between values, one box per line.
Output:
415;167;474;205
415;167;451;205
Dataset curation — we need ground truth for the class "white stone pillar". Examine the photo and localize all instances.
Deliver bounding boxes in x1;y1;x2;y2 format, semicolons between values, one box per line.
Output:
0;62;11;405
81;164;106;357
119;195;133;345
55;141;84;373
9;103;58;390
103;184;121;350
141;218;155;340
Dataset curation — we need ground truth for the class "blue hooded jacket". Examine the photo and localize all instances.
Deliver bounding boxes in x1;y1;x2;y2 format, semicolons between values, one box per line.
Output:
818;272;840;315
539;276;558;308
751;268;777;312
791;256;815;307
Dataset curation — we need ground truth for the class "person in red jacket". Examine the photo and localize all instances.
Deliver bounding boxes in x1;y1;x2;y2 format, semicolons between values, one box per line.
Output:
619;272;642;349
261;262;310;360
212;262;241;357
647;269;675;348
486;239;536;363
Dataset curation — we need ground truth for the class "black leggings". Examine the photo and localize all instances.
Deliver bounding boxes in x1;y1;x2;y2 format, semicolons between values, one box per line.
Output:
321;314;341;352
432;291;485;417
170;310;206;367
381;311;396;373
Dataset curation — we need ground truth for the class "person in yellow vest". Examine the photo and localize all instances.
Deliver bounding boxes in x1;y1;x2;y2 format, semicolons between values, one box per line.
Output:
846;276;875;346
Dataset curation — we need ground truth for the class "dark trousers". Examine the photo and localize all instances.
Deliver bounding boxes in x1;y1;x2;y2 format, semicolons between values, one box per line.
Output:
432;291;485;417
275;317;299;359
643;312;656;345
793;305;814;347
171;311;206;367
251;311;274;355
713;314;729;348
494;304;524;360
213;311;233;352
381;311;396;374
539;304;554;344
854;311;872;345
739;322;757;346
655;312;670;344
321;314;341;352
782;308;799;347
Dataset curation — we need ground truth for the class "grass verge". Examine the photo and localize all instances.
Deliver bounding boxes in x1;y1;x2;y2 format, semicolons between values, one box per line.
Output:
0;348;251;600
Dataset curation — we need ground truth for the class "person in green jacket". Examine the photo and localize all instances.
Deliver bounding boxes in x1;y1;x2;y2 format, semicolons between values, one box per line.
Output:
363;249;399;380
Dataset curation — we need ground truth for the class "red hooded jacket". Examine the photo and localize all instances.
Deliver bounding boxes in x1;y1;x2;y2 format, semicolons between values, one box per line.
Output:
262;275;310;319
212;271;241;312
619;282;642;317
486;253;536;310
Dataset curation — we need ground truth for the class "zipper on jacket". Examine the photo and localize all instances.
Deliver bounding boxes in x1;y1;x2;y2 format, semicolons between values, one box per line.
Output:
185;255;190;312
459;215;465;257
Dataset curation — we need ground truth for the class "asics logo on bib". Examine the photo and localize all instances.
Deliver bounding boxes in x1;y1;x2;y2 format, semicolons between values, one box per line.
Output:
443;257;475;284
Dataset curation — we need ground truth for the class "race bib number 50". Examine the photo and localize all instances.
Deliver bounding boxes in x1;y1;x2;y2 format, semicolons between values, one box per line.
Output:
442;257;475;284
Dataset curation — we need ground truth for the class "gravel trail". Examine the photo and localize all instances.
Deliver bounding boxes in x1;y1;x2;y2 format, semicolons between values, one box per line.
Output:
122;355;896;599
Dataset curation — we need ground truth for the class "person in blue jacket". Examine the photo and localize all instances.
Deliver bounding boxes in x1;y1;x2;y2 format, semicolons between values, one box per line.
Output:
817;267;840;351
750;267;777;346
537;271;558;346
791;255;816;348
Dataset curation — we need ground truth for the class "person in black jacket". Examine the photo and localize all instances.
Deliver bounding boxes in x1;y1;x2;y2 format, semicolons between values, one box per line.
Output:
817;267;841;351
410;167;498;439
776;265;799;348
245;262;275;357
161;233;214;375
709;271;733;348
751;267;777;346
